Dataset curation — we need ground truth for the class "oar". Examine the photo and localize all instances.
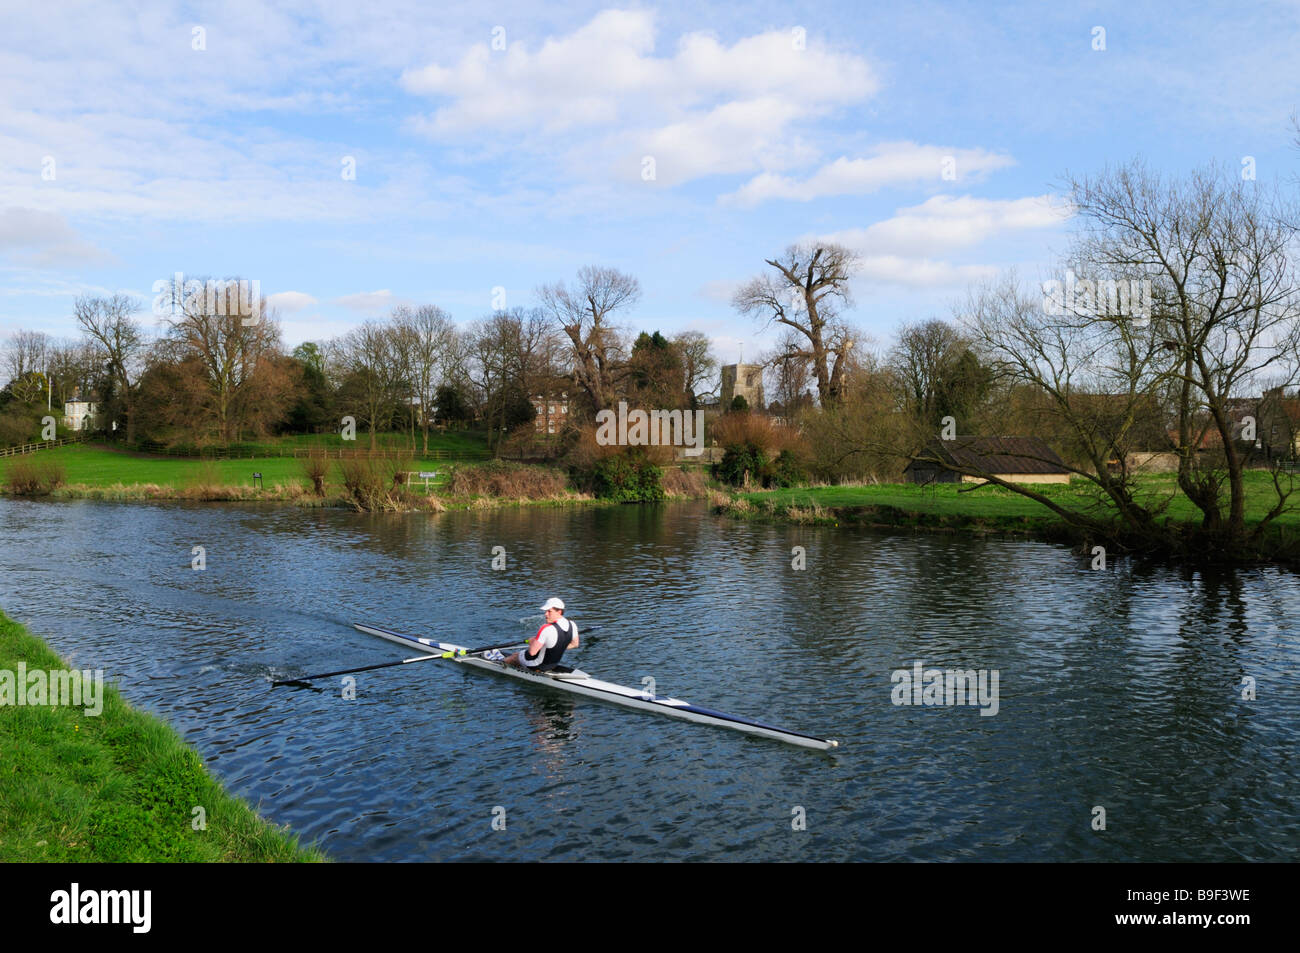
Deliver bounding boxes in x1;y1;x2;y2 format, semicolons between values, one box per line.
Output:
270;640;527;687
272;625;605;687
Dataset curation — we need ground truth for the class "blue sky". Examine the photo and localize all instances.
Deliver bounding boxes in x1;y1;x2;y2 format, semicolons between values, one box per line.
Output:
2;0;1297;363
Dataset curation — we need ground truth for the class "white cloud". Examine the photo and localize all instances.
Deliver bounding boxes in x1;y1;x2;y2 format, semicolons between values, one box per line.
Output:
402;10;659;136
823;194;1071;258
267;291;318;313
335;289;401;313
633;98;814;186
403;10;878;135
720;144;1016;207
0;206;113;268
855;255;1000;288
0;207;75;247
403;10;878;185
767;194;1075;290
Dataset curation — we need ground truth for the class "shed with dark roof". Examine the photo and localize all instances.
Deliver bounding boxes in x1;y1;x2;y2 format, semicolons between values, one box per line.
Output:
903;436;1071;485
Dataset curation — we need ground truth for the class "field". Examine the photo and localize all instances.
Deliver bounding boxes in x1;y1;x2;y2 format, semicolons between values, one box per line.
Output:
740;471;1300;529
146;430;492;456
0;439;490;491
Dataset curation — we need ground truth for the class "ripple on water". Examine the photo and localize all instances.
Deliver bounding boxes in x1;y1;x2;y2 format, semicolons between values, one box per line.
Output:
0;499;1297;861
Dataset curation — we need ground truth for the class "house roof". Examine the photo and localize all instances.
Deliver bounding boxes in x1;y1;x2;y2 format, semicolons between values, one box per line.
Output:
1261;395;1300;425
904;436;1070;475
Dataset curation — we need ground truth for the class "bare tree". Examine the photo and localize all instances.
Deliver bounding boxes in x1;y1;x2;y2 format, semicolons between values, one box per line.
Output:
888;320;962;426
672;330;718;407
887;319;993;430
960;276;1172;538
799;349;910;482
516;308;564;406
3;329;48;383
538;266;639;413
393;304;458;453
1067;162;1300;541
732;243;861;407
336;320;403;450
2;330;49;403
387;309;421;450
763;330;814;416
47;338;99;407
945;162;1300;556
468;308;558;451
74;294;146;443
160;278;289;442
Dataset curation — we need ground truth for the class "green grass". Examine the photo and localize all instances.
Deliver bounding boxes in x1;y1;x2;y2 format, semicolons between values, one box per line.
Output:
0;444;456;491
0;609;325;862
153;430;491;455
282;430;489;455
740;471;1300;529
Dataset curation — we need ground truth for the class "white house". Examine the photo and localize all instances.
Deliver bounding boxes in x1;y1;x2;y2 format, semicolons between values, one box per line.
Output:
62;397;98;432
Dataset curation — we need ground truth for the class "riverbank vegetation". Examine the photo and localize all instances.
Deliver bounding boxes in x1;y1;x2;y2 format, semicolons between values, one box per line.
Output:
0;443;712;510
0;609;324;862
710;473;1300;565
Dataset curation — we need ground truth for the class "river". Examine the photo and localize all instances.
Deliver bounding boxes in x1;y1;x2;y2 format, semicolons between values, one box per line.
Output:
0;498;1296;861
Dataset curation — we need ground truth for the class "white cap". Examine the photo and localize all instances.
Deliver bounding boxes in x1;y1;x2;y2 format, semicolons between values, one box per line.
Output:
539;597;565;612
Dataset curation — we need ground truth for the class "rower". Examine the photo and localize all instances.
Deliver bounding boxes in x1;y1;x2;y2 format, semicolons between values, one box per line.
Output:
502;598;579;671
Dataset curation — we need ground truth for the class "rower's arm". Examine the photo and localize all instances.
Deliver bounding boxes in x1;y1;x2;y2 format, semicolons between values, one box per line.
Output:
570;623;579;649
526;626;547;658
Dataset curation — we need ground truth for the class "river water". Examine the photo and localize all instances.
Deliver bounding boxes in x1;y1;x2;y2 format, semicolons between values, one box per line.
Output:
0;498;1296;861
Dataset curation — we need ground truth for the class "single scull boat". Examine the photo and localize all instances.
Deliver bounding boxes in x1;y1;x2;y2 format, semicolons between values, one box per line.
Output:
353;621;838;751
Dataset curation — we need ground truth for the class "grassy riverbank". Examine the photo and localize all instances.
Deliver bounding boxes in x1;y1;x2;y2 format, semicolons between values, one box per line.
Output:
0;609;325;862
0;443;710;510
0;442;457;491
714;473;1300;563
726;472;1300;529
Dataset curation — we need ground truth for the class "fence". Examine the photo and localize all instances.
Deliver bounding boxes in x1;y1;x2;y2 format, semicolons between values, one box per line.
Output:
0;434;88;458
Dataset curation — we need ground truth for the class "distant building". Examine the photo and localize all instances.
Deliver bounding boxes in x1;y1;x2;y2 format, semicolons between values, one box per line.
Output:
904;436;1071;485
530;392;569;434
1171;397;1282;452
720;363;764;410
61;394;98;432
1257;386;1300;458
